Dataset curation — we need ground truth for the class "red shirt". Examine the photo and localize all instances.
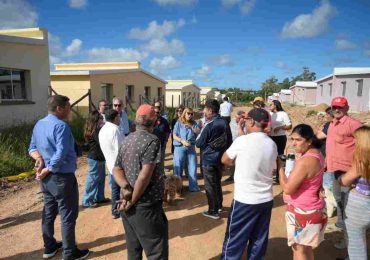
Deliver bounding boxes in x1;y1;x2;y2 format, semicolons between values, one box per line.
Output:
326;115;362;172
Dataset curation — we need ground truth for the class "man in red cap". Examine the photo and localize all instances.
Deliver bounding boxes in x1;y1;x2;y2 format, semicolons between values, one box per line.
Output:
326;96;362;249
112;104;168;260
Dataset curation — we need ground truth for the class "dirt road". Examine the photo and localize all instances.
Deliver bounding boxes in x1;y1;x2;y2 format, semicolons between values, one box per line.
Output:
2;104;368;260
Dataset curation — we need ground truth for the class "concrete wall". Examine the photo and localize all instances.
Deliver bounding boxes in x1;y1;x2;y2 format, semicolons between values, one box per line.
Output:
182;85;200;108
316;74;370;111
50;75;91;107
291;87;316;105
0;32;50;128
166;90;182;108
90;71;165;109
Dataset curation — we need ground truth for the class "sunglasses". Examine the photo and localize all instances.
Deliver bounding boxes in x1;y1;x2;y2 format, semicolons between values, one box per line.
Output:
332;106;344;110
155;111;160;114
186;112;193;116
113;104;122;107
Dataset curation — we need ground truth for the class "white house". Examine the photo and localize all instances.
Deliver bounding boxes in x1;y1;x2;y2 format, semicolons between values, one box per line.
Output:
316;67;370;112
290;81;317;105
165;80;201;108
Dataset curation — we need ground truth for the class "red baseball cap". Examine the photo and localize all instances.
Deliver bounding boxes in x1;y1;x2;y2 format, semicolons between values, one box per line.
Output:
331;96;348;107
136;104;156;120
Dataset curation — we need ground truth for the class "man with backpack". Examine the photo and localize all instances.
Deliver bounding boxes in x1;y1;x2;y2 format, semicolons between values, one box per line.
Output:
196;99;232;220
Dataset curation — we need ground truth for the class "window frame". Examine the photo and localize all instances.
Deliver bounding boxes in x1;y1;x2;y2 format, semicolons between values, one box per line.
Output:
0;67;30;102
356;79;363;97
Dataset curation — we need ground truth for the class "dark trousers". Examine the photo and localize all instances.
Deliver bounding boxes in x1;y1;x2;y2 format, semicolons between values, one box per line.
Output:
110;174;121;216
222;116;231;125
121;202;169;260
270;135;287;182
41;173;79;259
221;200;273;260
203;165;223;214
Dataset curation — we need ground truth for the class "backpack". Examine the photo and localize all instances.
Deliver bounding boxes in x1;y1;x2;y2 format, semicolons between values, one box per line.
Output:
209;131;229;151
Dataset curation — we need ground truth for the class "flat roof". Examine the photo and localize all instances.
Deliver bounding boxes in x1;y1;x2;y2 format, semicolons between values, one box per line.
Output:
51;68;166;84
0;27;47;45
55;62;140;71
290;81;317;89
334;67;370;76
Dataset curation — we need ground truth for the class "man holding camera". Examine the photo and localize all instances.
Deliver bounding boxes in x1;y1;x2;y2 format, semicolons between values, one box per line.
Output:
220;108;277;260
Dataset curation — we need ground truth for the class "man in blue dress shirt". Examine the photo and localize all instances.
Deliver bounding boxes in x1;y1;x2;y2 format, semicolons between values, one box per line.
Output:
29;95;89;260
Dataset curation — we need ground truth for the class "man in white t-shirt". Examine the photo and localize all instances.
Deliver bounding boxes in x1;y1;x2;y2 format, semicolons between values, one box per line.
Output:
220;108;277;260
220;96;233;124
99;109;124;219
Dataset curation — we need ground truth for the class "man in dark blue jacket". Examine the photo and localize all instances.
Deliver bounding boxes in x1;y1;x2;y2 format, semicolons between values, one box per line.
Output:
196;99;232;219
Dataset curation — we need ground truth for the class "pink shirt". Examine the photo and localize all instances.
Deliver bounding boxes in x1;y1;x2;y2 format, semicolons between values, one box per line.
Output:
284;152;325;210
326;115;362;172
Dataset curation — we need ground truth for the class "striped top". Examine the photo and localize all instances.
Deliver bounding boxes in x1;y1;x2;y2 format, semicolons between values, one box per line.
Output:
356;177;370;196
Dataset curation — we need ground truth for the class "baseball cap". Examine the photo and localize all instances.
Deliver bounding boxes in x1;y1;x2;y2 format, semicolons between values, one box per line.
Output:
244;108;269;126
136;104;156;120
331;96;348;107
251;96;264;104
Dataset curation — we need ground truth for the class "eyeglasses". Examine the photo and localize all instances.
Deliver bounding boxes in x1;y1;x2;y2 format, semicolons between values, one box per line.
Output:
332;106;344;110
113;104;122;107
186;112;193;116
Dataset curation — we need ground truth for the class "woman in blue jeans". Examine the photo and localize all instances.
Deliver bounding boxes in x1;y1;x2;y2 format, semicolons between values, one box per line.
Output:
173;107;200;192
82;111;108;207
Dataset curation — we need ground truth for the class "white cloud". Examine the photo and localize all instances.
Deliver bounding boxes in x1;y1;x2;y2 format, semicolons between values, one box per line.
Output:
191;64;212;78
281;1;336;39
64;39;82;56
149;56;180;74
275;61;287;69
127;19;185;40
152;0;197;7
240;0;256;15
0;0;38;29
141;38;185;55
69;0;87;9
87;48;148;62
221;0;256;15
335;39;356;50
212;54;234;66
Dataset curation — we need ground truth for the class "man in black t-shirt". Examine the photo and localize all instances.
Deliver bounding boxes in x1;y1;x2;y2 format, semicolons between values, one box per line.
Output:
113;104;168;260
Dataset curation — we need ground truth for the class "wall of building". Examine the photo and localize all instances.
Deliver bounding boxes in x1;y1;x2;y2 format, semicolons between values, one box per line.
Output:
0;37;50;128
166;90;182;108
50;75;91;107
291;87;316;105
90;71;165;110
182;85;200;108
316;75;370;111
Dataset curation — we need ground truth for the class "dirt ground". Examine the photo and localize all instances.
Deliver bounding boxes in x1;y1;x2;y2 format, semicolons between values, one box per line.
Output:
0;105;369;260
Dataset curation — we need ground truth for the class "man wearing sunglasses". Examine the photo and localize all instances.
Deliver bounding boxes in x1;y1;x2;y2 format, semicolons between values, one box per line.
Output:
326;96;362;249
112;97;130;137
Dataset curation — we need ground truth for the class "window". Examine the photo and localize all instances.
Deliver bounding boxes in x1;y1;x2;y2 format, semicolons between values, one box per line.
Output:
341;81;346;96
320;84;323;96
127;85;134;101
101;83;113;102
357;79;363;97
157;87;162;99
329;83;332;96
0;68;29;100
144;86;151;99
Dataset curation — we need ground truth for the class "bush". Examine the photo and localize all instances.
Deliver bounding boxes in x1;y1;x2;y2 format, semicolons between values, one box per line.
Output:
0;123;34;177
69;113;86;145
306;110;317;117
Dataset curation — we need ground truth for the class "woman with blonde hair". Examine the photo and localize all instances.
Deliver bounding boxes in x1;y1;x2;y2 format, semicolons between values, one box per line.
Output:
172;107;200;192
339;125;370;260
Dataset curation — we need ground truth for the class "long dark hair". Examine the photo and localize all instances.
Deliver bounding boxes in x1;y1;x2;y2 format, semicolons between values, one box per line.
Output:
84;111;101;141
292;124;322;149
272;100;284;111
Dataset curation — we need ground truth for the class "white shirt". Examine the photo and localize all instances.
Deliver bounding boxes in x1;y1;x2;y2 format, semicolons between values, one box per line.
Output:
118;111;130;136
270;111;291;136
99;122;124;174
220;101;233;117
226;132;277;204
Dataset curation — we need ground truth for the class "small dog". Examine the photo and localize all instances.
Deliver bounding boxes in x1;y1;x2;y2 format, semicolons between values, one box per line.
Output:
164;173;182;204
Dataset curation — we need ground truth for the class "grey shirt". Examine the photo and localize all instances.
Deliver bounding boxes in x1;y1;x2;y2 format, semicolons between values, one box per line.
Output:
114;130;164;204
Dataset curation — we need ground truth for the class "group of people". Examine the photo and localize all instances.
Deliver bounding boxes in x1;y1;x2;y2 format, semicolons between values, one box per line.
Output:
28;93;369;260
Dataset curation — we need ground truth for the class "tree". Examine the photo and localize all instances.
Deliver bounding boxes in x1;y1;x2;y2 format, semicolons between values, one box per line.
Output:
291;66;316;85
279;77;291;89
261;76;280;98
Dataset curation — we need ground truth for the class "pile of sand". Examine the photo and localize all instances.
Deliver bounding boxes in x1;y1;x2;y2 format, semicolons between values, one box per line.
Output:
311;103;329;112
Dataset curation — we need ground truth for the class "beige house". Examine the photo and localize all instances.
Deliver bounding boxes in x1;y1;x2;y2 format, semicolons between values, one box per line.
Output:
165;80;201;108
0;28;50;128
199;87;215;104
289;81;317;105
50;62;166;113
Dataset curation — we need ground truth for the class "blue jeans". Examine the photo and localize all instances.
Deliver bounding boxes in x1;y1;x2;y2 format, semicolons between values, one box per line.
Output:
323;172;334;190
173;146;199;192
109;173;121;216
82;158;106;206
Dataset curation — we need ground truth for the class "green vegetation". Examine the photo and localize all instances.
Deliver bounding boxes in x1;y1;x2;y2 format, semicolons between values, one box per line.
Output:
306;110;318;117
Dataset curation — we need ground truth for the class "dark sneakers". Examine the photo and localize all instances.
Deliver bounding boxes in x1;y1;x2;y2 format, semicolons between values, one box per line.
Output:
63;249;90;260
202;210;220;220
43;241;63;259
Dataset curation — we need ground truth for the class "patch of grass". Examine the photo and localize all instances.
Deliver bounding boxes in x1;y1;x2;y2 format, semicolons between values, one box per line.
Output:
306;110;317;117
0;123;35;177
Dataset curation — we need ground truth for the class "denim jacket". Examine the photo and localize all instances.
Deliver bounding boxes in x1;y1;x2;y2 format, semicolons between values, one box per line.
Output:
173;120;199;147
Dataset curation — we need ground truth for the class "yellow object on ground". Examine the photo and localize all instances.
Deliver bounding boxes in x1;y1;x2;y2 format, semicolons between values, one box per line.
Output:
6;171;35;182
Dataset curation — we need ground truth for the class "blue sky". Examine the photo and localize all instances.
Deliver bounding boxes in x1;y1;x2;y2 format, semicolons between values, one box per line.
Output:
1;0;370;90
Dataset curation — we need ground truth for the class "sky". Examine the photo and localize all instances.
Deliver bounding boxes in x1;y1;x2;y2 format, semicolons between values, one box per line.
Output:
1;0;370;90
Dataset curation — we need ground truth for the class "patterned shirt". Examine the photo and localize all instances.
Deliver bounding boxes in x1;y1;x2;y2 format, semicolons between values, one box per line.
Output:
114;130;164;203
